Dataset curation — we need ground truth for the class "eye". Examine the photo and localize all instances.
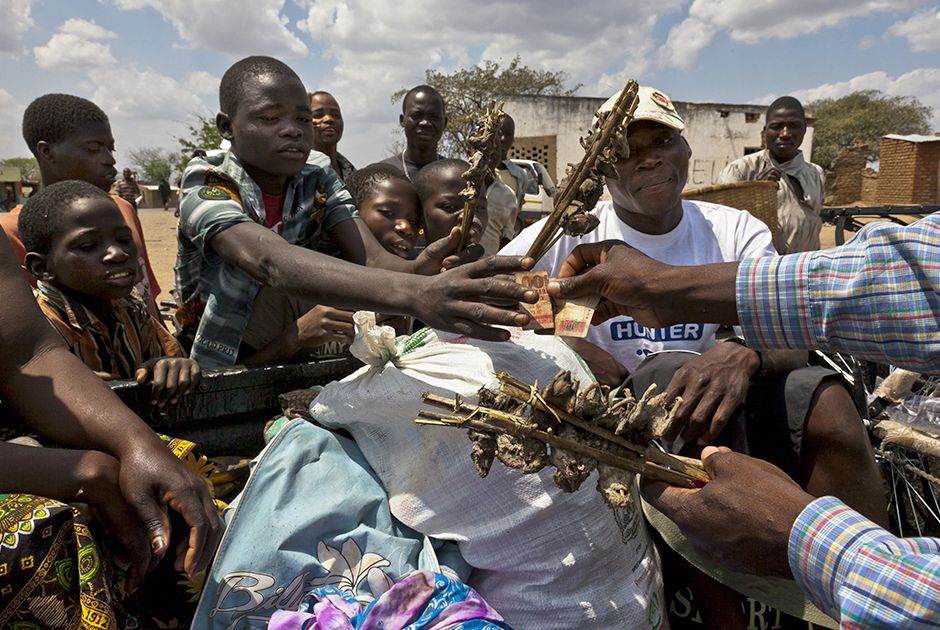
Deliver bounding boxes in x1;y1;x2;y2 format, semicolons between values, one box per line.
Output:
379;210;394;219
76;242;97;252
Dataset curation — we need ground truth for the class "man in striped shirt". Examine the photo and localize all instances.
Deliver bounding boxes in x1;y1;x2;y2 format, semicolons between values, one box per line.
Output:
547;214;940;628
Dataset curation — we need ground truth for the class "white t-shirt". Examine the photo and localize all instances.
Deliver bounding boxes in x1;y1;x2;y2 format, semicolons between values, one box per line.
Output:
499;200;776;372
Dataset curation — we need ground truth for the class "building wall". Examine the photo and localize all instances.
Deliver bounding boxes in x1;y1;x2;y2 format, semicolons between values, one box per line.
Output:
501;94;814;190
876;138;940;205
825;142;868;206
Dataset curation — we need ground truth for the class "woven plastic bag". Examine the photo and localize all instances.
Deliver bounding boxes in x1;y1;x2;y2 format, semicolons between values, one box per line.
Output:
312;320;667;630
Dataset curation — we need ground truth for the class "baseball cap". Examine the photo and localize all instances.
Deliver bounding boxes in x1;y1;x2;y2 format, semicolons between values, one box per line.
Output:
594;85;685;132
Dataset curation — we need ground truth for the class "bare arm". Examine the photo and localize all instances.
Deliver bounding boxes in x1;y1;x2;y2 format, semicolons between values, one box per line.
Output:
208;221;535;341
547;241;740;329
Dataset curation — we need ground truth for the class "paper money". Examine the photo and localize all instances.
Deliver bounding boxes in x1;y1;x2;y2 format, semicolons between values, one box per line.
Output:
515;271;554;330
552;293;601;338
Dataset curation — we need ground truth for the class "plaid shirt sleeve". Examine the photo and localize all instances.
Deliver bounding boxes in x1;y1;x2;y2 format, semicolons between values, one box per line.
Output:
736;214;940;373
789;496;940;629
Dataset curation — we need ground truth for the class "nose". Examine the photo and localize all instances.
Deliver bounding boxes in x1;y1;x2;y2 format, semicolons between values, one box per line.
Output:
634;146;662;170
280;121;303;138
103;243;130;263
778;125;792;139
395;218;415;239
102;147;116;166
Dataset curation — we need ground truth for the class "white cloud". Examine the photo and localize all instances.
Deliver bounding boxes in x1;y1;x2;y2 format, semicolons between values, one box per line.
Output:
0;0;35;54
789;68;940;127
295;0;685;165
888;6;940;51
34;18;117;71
659;0;925;70
102;0;307;57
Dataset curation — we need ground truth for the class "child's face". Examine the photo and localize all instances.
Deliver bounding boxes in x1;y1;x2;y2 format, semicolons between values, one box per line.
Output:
44;121;117;191
222;74;313;194
44;197;138;302
310;93;344;151
421;166;488;244
359;179;420;259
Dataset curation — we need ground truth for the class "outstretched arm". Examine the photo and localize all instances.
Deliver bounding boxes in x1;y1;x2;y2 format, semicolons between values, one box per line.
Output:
209;221;535;341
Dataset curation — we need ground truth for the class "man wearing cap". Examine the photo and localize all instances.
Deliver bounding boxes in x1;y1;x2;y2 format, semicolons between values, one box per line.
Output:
499;87;885;620
716;97;825;254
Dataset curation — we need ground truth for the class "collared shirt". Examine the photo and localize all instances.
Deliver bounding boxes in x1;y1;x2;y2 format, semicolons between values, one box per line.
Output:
35;281;182;380
498;159;531;211
717;149;826;254
789;496;940;629
175;150;356;368
309;150;357;184
480;177;520;256
736;213;940;374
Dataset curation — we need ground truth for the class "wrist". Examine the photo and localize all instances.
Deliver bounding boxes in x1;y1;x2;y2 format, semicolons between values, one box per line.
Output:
722;336;767;378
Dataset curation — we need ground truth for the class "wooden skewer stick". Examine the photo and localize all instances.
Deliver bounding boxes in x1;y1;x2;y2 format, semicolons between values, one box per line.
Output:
457;100;505;251
524;81;639;262
494;373;709;482
416;408;699;488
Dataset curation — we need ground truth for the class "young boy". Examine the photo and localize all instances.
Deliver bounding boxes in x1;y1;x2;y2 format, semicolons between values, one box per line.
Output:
414;158;489;246
0;93;163;319
19;180;200;407
346;164;420;258
176;56;532;368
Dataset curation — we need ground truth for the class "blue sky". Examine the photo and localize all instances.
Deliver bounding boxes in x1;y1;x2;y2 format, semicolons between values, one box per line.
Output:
2;0;940;171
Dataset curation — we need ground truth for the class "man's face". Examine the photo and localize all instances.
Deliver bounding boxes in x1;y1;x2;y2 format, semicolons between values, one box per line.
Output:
607;120;689;223
42;120;117;191
42;196;139;304
421;165;488;244
310;93;344;152
358;178;420;259
400;91;446;152
220;74;314;194
763;108;806;163
498;116;515;162
123;168;133;181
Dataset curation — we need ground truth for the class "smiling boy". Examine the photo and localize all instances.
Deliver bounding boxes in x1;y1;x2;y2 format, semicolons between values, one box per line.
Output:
346;164;420;258
308;91;355;182
20;180;199;406
176;57;532;368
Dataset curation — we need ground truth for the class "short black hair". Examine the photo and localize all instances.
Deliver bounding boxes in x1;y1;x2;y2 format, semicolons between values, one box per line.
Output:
413;158;468;205
346;163;414;208
403;85;446;115
219;56;301;116
19;180;112;255
22;94;109;158
767;96;805;120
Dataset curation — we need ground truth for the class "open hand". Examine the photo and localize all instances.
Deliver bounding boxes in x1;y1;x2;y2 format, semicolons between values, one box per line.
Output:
136;357;201;407
414;254;537;341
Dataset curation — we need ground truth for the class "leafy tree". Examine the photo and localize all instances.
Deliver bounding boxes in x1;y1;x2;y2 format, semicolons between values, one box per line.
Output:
807;90;933;168
392;55;581;157
175;114;223;173
0;157;39;182
126;147;175;183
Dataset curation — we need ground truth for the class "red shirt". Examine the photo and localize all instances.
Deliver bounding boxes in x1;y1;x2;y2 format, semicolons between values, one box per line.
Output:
262;192;285;235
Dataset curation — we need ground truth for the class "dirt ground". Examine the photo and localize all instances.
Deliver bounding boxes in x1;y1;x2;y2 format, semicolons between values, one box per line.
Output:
137;206;911;305
137;208;179;303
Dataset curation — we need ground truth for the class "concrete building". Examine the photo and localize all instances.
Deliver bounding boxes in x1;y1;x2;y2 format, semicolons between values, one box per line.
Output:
500;94;814;190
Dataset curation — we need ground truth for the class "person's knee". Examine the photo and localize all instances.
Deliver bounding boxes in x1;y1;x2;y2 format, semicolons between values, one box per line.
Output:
804;379;868;450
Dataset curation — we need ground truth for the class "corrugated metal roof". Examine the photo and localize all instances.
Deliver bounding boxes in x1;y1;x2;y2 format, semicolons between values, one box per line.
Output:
884;134;940;143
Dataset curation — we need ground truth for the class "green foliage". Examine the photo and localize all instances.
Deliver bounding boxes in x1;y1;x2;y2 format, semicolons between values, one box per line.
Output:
392;55;581;157
0;157;39;182
175;114;223;173
807;90;933;168
126;147;175;183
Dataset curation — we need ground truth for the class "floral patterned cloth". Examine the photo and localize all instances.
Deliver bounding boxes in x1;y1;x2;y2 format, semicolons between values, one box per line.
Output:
268;571;512;630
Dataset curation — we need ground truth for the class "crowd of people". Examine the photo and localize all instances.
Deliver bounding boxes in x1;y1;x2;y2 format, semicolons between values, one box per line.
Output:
0;52;937;630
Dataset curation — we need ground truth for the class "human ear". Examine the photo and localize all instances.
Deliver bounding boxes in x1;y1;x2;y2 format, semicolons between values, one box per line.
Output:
24;252;53;283
36;141;54;165
684;137;692;157
216;112;234;142
399;114;405;128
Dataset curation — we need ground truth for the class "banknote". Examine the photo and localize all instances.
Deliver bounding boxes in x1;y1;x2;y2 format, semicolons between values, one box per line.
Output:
515;271;554;330
552;293;601;338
